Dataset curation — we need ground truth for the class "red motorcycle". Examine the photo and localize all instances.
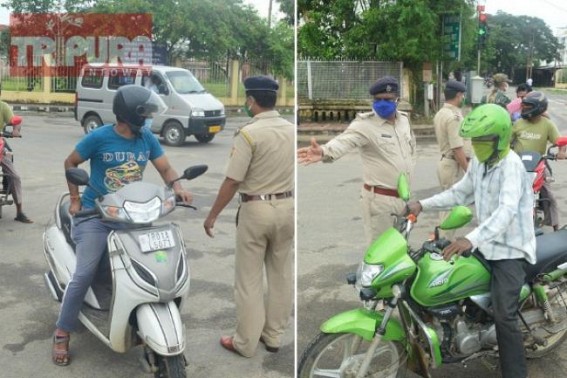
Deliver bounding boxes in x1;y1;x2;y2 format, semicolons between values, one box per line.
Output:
519;136;567;231
0;115;23;219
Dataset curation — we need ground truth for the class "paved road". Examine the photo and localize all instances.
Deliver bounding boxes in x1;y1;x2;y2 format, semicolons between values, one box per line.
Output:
0;114;294;378
297;96;567;377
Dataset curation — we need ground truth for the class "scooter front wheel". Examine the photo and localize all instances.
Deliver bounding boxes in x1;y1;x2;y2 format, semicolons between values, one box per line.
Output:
298;332;404;378
154;354;186;378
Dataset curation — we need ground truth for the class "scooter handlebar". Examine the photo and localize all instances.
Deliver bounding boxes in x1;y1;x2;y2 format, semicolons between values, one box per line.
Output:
176;202;197;210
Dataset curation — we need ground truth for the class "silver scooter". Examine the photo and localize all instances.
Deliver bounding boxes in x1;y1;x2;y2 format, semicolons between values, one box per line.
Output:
43;165;207;378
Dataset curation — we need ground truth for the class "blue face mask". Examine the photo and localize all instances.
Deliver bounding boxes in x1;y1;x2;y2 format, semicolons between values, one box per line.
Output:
143;118;153;130
372;99;397;118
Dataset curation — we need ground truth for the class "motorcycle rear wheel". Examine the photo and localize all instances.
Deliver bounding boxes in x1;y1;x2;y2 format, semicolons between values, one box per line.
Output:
154;354;186;378
298;332;404;378
525;282;567;359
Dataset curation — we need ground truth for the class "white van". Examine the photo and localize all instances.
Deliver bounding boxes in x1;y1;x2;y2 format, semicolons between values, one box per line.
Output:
75;64;226;146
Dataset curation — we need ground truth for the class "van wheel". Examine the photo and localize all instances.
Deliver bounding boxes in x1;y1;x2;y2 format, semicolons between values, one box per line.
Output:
163;121;186;146
195;133;215;143
83;115;102;134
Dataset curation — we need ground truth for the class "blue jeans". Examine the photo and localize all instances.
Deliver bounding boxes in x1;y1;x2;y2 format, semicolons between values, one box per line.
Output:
56;216;124;332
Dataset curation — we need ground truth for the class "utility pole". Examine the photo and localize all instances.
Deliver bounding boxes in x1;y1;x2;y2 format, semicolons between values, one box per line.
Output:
268;0;273;29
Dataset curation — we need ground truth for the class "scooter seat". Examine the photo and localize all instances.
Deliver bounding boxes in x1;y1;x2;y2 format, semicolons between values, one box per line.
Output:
525;229;567;282
59;201;76;250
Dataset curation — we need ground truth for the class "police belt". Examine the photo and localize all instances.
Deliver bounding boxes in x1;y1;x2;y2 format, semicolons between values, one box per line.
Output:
363;184;399;198
240;191;293;202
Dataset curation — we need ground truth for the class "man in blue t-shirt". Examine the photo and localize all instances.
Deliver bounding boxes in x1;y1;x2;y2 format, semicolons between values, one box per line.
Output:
51;85;193;366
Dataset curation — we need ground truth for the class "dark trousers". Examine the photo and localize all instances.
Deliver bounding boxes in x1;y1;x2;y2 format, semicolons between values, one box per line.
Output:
488;259;528;378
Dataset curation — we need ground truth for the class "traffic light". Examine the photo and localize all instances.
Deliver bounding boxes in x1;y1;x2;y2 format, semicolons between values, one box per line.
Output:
478;7;488;48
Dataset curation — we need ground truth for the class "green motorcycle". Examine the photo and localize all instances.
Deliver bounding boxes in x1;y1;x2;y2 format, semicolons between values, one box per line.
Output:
298;174;567;378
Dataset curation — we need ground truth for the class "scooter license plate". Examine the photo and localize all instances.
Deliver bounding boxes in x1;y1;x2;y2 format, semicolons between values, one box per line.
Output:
139;230;176;253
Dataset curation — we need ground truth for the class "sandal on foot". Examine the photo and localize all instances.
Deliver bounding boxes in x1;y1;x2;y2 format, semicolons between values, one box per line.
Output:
52;333;71;366
14;213;33;223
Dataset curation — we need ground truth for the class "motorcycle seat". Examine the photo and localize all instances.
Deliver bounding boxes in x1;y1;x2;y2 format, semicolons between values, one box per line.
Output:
59;201;76;250
525;229;567;282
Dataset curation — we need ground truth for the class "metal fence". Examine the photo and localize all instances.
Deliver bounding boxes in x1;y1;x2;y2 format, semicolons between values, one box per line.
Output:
297;60;403;101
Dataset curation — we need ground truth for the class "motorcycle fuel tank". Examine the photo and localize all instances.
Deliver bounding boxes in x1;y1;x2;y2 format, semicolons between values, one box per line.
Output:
410;252;491;307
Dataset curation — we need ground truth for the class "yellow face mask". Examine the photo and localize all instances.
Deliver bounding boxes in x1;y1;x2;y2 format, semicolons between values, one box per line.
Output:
471;141;494;162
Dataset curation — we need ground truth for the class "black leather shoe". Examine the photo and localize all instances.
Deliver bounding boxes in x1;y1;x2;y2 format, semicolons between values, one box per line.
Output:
259;336;279;353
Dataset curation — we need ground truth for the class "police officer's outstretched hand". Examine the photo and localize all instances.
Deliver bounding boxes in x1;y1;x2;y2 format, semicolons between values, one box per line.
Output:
298;137;323;165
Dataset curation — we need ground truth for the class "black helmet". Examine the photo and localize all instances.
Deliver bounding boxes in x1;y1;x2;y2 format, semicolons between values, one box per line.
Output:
113;85;166;134
521;91;547;119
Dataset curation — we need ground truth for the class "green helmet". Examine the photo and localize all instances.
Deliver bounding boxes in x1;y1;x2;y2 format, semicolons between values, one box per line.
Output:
460;103;512;151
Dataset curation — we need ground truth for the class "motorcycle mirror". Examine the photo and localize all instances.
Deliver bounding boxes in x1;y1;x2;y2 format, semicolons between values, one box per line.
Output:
555;136;567;148
439;206;473;230
182;165;208;180
65;168;90;186
168;165;208;188
397;173;410;202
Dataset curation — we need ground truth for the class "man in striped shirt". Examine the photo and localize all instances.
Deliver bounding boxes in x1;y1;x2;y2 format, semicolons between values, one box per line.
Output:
408;104;535;378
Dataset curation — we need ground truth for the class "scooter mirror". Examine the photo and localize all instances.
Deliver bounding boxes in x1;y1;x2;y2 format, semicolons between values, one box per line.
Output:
397;173;410;202
555;136;567;148
65;168;90;186
183;165;208;180
439;205;473;230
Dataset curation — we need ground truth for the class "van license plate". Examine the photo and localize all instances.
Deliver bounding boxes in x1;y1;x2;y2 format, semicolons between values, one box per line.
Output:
139;230;175;253
208;125;221;133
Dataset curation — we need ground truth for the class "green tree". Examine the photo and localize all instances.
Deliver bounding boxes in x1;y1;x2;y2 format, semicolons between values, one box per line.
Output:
480;11;561;79
298;0;475;67
278;0;295;26
298;0;477;109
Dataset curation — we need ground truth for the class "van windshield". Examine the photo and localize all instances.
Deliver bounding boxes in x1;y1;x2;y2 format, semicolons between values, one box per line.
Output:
165;71;206;94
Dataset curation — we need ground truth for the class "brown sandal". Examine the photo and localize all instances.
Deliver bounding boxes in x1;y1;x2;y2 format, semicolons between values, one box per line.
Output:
52;333;71;366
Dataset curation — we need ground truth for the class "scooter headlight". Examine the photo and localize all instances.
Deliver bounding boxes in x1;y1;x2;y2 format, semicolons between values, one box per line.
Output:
162;189;176;216
356;262;384;288
100;205;129;222
123;197;162;223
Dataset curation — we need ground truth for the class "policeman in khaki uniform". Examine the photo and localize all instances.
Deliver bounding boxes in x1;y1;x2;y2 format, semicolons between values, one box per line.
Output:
435;80;470;189
434;80;470;238
298;76;416;245
204;76;294;358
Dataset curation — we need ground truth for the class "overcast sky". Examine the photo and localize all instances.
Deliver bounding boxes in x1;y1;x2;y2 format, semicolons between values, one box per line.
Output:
483;0;567;31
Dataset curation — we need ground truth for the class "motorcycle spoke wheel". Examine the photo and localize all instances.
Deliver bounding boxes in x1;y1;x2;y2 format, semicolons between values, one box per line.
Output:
525;282;567;358
298;332;404;378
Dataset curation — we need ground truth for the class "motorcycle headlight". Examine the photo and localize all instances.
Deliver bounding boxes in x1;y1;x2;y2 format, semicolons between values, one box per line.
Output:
356;263;384;288
123;197;162;223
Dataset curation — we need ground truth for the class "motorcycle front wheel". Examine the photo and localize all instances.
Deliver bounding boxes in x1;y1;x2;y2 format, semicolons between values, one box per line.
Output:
155;354;186;378
298;332;404;378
